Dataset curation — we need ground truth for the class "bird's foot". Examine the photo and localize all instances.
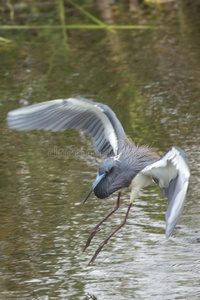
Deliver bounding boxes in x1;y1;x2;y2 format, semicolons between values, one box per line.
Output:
87;202;132;265
88;240;108;265
83;192;121;253
83;227;100;252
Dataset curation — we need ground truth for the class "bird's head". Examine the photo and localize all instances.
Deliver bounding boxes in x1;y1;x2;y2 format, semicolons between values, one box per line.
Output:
83;156;121;204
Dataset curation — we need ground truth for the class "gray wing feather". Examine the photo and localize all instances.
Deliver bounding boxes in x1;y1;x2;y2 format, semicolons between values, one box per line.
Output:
7;97;126;156
141;146;190;238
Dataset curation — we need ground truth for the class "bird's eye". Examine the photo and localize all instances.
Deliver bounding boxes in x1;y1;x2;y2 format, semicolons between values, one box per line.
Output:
105;168;112;175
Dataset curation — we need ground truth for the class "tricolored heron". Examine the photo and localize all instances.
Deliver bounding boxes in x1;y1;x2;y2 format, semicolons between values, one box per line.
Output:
7;97;190;264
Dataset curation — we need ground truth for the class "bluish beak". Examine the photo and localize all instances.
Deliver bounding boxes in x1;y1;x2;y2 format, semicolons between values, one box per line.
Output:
82;173;106;204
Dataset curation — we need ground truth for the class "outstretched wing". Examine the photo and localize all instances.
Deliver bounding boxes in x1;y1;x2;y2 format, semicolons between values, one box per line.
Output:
7;97;126;156
141;146;190;238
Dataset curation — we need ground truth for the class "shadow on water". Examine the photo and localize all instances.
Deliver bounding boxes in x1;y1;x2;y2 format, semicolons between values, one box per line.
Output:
0;1;200;299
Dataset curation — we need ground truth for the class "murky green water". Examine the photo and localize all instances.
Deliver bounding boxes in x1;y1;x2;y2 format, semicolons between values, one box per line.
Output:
0;2;200;299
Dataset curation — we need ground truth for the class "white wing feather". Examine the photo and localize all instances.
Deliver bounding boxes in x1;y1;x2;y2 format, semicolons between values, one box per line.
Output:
141;147;190;237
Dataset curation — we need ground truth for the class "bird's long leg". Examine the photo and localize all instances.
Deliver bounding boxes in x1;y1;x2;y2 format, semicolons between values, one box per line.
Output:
83;192;121;252
88;202;133;265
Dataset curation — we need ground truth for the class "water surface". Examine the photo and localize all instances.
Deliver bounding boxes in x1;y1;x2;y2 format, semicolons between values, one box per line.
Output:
0;2;200;299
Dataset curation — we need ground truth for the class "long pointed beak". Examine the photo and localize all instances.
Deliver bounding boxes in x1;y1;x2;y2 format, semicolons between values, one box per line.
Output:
82;173;106;204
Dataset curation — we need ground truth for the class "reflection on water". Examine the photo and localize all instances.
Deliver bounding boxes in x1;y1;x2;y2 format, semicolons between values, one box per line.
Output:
0;2;200;299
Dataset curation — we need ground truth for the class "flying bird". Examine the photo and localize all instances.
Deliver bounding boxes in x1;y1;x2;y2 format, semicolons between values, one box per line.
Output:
7;97;190;264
